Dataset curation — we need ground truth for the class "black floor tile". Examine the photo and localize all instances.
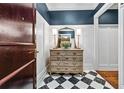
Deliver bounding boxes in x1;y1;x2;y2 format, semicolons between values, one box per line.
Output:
87;86;95;89
94;77;106;85
44;76;54;84
71;86;79;89
81;77;92;85
103;86;110;89
89;71;97;76
55;77;66;84
68;77;79;84
55;85;64;89
39;85;49;89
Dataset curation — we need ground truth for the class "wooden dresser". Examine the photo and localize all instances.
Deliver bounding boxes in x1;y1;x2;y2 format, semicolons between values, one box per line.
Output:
49;48;83;74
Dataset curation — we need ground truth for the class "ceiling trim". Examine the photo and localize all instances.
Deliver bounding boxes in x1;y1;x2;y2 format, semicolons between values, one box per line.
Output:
92;3;105;15
46;3;99;11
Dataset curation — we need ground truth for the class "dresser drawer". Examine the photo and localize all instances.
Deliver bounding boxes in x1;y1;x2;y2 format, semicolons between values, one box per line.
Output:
63;62;82;66
50;51;65;56
50;56;62;61
50;66;82;72
50;50;83;56
50;56;83;61
66;51;83;56
62;56;83;61
51;61;82;66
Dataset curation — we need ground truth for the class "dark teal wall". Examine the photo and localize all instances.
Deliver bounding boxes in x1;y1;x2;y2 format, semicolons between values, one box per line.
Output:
36;3;118;25
36;3;50;24
49;10;118;25
49;10;94;25
99;10;118;24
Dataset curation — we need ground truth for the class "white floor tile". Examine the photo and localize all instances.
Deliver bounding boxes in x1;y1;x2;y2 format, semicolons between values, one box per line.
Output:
85;74;96;80
75;81;89;89
90;81;104;89
40;82;45;87
52;74;61;79
61;81;74;89
62;75;72;79
84;70;90;73
47;80;59;89
73;74;83;80
45;74;50;78
105;82;114;89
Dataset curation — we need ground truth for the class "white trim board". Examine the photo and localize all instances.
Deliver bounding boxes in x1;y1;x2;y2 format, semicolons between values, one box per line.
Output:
120;85;124;89
118;3;124;89
93;3;115;70
97;64;118;71
94;3;114;18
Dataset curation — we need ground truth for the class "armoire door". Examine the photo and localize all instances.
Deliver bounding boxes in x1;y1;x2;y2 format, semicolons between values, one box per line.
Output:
0;3;36;89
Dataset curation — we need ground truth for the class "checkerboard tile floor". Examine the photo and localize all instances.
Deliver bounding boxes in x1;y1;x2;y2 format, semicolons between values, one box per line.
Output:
39;70;114;89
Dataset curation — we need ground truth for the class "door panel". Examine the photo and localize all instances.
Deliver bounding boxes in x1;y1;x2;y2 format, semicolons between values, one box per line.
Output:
0;3;36;88
98;26;118;70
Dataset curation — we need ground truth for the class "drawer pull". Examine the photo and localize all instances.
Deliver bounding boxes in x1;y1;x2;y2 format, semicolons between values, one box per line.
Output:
66;58;68;60
57;52;60;55
57;68;60;70
65;68;68;70
73;53;76;55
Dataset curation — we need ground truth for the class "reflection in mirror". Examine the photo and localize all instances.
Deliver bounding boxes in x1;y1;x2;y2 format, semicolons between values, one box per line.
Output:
57;27;76;48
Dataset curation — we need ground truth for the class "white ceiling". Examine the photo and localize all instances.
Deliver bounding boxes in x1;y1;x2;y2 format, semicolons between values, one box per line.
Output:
46;3;99;11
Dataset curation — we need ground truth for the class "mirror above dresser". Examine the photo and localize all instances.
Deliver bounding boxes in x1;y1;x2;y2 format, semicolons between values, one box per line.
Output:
57;27;76;49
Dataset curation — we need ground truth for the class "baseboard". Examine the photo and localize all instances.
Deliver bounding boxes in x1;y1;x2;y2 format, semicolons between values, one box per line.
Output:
119;85;124;89
83;63;94;70
97;64;118;71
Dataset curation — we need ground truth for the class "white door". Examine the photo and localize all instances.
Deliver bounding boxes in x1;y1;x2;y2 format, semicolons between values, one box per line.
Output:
119;4;124;89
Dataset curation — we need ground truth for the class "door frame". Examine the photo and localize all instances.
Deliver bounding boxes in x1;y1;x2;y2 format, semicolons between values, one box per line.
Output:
93;3;114;70
94;3;124;89
118;3;124;89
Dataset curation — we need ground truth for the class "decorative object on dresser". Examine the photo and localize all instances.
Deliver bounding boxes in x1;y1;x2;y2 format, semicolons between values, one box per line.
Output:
57;27;76;48
48;48;83;75
76;29;81;49
52;28;58;49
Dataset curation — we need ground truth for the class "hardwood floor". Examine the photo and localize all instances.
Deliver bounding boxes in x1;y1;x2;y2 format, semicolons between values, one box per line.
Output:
97;71;118;89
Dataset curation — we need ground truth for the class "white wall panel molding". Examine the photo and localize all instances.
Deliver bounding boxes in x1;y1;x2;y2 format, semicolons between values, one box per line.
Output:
36;11;50;88
50;25;118;71
118;3;124;89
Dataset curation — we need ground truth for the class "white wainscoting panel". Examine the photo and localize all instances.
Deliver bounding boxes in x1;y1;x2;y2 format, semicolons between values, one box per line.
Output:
97;25;118;70
36;11;49;88
49;25;118;71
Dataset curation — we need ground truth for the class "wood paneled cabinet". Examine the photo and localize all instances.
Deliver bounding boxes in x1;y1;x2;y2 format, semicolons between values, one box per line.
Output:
0;3;36;88
0;4;34;22
49;49;83;74
0;46;35;79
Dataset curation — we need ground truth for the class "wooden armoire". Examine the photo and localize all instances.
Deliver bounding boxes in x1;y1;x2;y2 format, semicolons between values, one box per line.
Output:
0;4;36;88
